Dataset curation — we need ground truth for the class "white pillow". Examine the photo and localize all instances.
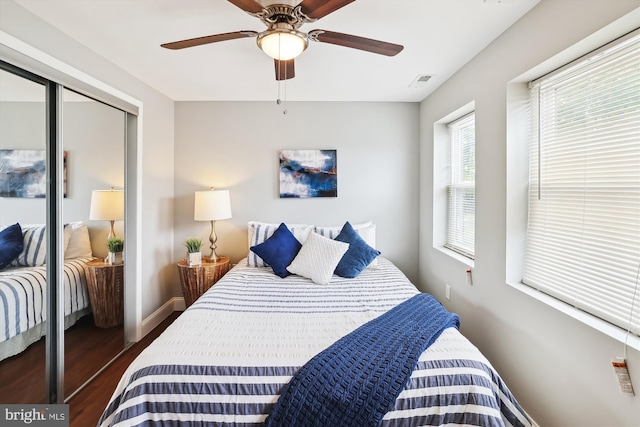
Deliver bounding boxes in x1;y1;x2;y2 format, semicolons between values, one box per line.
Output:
14;225;47;267
315;221;377;267
286;232;349;285
247;221;313;267
10;223;73;267
65;221;93;259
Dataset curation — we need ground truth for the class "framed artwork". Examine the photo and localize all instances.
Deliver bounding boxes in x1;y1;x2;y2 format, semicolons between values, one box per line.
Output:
279;149;337;198
0;149;67;198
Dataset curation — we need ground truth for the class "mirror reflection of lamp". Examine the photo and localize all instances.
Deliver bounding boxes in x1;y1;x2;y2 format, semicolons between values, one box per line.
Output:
194;188;232;263
89;187;124;241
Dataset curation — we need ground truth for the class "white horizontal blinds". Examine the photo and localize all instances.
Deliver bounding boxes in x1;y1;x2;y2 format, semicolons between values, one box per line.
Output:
523;33;640;335
446;112;475;259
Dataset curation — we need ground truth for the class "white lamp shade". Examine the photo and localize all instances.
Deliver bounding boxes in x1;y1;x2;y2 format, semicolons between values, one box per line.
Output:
194;189;232;221
89;189;124;220
258;32;307;60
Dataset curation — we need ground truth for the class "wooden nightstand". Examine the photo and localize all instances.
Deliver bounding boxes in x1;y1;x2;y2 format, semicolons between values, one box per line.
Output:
177;256;230;307
84;259;124;328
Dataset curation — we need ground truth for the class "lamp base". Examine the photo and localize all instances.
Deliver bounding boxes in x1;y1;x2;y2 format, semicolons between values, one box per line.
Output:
204;253;221;263
206;220;221;263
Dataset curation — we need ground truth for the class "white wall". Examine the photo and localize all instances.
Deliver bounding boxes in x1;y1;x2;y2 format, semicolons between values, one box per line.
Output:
0;1;175;320
419;1;640;426
173;101;420;295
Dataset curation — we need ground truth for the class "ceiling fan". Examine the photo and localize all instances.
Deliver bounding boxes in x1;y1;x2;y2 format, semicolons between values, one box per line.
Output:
161;0;404;81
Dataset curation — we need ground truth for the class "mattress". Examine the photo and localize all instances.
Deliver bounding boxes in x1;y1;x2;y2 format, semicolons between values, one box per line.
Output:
99;257;531;427
0;257;93;360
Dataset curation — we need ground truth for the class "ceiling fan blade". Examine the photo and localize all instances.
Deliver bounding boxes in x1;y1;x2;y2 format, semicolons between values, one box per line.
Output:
300;0;355;19
311;30;403;56
275;59;295;81
227;0;264;13
161;31;258;50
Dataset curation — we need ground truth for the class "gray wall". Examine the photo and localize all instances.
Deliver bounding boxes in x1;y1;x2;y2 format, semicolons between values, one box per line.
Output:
419;1;640;426
173;101;420;294
0;100;125;257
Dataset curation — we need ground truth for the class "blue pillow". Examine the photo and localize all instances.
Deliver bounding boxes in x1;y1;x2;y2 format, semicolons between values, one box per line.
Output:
334;221;381;278
0;223;24;270
250;223;302;278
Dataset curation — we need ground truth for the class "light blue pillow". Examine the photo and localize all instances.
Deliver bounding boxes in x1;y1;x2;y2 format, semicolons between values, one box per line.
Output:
250;223;302;278
0;223;24;270
334;221;381;278
14;225;47;267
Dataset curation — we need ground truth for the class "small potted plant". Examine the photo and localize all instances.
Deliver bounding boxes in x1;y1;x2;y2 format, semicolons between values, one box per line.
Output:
106;236;124;265
184;237;202;266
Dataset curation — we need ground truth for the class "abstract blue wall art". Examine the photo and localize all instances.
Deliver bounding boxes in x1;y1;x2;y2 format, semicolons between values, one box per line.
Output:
0;150;67;198
279;149;337;198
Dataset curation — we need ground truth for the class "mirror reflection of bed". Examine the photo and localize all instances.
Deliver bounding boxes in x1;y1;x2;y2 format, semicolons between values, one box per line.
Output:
0;70;126;403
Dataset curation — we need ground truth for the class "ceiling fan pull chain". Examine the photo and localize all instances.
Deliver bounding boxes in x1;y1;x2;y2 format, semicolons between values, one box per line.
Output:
276;68;281;105
276;36;282;106
274;35;287;115
282;53;288;115
283;77;288;115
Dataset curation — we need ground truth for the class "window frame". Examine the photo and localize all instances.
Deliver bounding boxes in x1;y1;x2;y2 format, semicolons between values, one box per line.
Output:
433;102;476;266
445;112;476;259
505;28;640;350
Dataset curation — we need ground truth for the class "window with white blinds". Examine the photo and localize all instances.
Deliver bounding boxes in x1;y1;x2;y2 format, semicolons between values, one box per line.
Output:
523;32;640;335
446;112;475;259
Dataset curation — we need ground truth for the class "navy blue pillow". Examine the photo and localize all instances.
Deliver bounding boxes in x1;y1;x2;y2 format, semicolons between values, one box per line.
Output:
334;221;381;278
0;223;24;270
250;223;302;278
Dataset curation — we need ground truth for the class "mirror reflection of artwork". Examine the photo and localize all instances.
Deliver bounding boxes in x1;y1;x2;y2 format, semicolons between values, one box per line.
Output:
279;149;337;198
0;149;67;198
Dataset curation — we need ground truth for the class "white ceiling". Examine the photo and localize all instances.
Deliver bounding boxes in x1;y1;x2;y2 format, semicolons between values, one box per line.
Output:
13;0;540;102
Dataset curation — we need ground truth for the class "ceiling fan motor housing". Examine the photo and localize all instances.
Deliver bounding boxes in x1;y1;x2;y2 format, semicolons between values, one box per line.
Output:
254;4;314;60
253;4;315;29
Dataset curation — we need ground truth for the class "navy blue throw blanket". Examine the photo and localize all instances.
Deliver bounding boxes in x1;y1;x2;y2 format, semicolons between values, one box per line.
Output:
265;293;460;427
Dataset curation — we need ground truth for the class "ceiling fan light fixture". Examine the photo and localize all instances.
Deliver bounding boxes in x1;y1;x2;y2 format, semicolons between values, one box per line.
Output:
257;30;308;61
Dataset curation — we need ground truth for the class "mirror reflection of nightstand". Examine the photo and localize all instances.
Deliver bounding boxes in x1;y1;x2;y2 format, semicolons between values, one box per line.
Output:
84;259;124;328
177;256;230;307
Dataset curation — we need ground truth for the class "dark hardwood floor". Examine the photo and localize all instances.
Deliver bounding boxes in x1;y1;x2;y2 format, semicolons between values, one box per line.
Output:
0;313;124;403
68;311;180;427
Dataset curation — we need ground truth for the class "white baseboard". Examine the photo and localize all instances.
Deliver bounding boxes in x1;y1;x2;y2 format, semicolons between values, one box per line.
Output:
527;411;541;427
140;297;185;338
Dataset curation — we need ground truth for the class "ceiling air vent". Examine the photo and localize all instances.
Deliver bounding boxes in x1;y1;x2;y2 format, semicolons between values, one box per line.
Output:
408;74;432;88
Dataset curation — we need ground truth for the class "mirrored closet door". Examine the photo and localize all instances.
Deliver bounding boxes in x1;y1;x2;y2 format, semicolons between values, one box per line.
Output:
0;63;127;403
0;66;48;403
61;88;126;400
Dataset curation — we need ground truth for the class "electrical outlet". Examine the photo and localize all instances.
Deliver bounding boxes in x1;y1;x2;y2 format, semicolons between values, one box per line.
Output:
445;283;451;300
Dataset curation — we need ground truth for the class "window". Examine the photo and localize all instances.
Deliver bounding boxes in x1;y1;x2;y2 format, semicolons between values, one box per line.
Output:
446;112;475;259
523;32;640;335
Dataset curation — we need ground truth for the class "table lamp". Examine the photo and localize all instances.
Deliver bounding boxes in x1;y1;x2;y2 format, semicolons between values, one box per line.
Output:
89;187;124;240
194;188;232;262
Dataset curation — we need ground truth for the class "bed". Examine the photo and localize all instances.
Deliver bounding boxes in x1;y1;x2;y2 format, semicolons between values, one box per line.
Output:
99;221;531;427
0;222;94;360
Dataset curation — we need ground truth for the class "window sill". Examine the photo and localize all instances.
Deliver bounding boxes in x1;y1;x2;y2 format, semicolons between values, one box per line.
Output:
507;281;640;352
436;246;475;268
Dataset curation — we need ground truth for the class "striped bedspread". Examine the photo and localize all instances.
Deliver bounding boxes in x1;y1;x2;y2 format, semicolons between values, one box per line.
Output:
99;258;531;427
0;257;93;359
